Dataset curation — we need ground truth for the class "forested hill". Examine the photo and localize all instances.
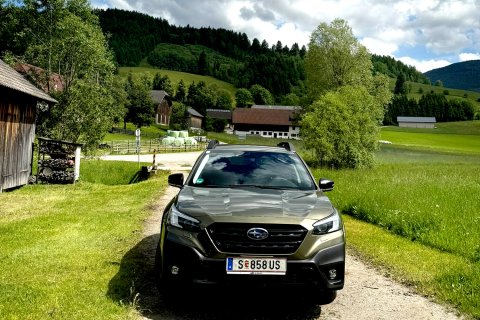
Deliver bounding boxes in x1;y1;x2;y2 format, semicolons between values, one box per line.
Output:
424;60;480;92
95;8;426;96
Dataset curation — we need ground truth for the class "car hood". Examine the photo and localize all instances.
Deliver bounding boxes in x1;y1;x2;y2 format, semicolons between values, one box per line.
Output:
175;186;334;222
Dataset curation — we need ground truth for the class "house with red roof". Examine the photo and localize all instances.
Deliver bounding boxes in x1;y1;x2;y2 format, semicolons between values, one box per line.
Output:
232;105;301;139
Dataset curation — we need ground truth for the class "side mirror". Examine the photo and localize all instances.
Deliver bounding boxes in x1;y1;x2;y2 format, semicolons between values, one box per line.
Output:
319;178;334;192
168;173;184;188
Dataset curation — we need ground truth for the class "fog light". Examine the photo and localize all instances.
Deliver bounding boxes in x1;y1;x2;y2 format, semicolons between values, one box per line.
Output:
171;266;179;275
328;269;337;279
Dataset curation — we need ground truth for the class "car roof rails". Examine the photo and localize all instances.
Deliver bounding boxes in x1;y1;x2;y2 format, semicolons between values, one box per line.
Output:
277;141;295;152
207;139;219;150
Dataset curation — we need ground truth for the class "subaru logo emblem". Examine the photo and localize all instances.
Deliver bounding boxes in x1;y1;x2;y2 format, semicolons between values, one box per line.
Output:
247;228;269;240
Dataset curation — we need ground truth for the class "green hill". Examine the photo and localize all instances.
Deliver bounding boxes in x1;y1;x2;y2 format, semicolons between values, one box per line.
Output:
406;81;480;110
117;67;237;98
424;60;480;92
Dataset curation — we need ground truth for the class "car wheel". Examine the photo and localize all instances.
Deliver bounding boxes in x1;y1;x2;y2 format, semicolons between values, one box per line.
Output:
154;247;173;293
155;245;186;303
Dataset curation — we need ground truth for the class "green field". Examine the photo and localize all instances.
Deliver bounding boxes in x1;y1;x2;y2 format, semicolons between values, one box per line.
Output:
0;161;167;319
117;67;237;98
380;121;480;154
310;124;480;317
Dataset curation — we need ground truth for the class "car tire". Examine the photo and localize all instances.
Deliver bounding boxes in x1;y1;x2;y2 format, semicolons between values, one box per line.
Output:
155;245;186;303
154;247;173;293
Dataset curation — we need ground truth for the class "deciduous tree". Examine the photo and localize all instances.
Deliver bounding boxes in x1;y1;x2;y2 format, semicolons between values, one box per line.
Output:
302;19;391;168
249;84;274;105
18;0;124;150
301;86;381;168
235;88;252;108
305;18;373;101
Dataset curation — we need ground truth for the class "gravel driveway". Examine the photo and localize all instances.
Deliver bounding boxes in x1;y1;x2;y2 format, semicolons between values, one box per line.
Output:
106;152;463;319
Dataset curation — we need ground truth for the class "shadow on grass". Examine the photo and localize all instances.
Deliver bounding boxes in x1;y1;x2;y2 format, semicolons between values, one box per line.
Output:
108;234;323;320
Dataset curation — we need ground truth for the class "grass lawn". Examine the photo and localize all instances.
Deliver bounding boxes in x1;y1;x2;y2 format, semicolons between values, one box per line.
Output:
381;123;480;154
0;160;168;319
312;143;480;318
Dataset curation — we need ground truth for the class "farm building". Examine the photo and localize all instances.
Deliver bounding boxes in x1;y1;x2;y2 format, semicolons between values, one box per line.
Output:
14;62;64;94
397;116;436;128
206;109;232;121
0;59;57;192
232;106;301;139
151;90;172;125
187;107;203;129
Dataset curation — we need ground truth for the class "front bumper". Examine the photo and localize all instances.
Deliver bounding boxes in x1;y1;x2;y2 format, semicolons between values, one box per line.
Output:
160;235;345;290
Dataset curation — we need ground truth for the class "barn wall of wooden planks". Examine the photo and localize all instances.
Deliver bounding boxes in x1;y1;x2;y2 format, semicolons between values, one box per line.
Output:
0;86;36;192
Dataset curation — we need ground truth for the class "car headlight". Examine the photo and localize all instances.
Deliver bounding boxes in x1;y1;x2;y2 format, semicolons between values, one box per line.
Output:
312;210;341;235
169;204;201;232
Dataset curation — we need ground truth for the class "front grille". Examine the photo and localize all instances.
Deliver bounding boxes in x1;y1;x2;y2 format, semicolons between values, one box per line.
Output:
207;223;308;254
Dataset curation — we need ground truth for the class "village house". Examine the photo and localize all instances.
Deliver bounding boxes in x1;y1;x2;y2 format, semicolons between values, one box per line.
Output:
232;105;301;139
0;59;57;192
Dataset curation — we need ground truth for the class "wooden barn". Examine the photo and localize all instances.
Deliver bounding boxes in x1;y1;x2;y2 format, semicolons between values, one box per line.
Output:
187;107;203;129
0;59;57;192
151;90;172;125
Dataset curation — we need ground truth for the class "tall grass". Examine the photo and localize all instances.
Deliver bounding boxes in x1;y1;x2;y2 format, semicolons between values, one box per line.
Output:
311;144;480;317
313;160;480;262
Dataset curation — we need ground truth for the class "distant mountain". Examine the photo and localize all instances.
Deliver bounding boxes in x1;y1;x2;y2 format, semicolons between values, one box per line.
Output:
424;60;480;92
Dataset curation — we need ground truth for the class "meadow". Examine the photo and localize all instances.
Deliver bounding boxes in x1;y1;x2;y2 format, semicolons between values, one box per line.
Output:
117;67;237;98
311;124;480;317
0;161;167;319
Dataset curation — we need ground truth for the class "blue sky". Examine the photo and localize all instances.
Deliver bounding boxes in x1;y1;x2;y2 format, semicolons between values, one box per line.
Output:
92;0;480;72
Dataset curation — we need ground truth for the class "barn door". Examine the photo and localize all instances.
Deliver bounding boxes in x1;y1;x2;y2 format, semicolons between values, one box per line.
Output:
0;105;5;192
0;100;35;192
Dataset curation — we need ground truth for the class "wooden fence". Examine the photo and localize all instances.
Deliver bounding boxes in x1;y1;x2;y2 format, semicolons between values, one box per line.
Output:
100;139;208;154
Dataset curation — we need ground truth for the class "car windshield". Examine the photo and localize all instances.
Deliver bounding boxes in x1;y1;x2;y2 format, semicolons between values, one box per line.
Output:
189;151;316;190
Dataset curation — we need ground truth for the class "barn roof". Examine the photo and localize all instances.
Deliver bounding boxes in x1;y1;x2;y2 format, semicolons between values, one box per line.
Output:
397;116;436;123
206;109;232;120
251;105;301;110
187;107;203;118
0;59;57;103
150;90;172;106
14;63;64;93
232;108;298;126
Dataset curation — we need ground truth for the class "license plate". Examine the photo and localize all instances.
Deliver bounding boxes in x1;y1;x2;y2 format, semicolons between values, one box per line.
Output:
226;257;287;275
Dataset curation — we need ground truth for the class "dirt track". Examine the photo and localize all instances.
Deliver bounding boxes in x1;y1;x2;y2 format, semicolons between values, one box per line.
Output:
131;183;462;320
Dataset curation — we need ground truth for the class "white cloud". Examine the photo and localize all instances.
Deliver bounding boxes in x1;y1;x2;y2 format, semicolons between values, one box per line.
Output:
97;0;480;66
459;53;480;62
397;56;450;73
361;37;398;56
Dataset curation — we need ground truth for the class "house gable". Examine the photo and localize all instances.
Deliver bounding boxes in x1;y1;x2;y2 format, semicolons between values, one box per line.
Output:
151;90;172;125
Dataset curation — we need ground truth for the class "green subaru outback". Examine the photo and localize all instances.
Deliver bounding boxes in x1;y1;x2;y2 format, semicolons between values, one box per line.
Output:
155;141;345;304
